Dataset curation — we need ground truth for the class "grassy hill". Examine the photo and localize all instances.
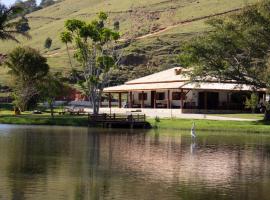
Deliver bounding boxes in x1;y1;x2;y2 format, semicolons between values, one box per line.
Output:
0;0;257;85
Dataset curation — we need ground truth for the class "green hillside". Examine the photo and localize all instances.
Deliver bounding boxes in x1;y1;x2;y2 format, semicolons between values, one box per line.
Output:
0;0;257;85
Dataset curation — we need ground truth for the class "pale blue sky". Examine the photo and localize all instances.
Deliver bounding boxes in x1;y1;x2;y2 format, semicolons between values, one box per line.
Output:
1;0;42;6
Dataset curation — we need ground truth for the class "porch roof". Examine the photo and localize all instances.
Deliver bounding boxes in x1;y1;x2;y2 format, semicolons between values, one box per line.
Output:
103;67;266;93
103;82;186;92
103;81;263;92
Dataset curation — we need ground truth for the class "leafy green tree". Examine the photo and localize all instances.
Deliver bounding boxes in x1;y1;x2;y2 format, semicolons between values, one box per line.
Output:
179;0;270;119
39;73;68;118
44;37;52;49
5;47;49;111
179;0;270;88
0;3;30;42
245;93;259;113
61;12;120;114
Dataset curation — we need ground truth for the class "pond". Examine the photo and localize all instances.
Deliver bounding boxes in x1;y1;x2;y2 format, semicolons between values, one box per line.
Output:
0;125;270;200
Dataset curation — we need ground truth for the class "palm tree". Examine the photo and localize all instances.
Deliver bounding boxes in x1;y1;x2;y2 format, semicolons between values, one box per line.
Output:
60;31;73;68
0;3;30;42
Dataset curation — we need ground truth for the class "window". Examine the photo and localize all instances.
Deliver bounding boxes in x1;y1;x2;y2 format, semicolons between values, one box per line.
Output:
156;92;165;100
172;92;181;100
139;93;147;101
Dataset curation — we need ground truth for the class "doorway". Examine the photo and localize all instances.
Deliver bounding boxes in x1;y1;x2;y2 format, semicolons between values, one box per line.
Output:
198;92;219;109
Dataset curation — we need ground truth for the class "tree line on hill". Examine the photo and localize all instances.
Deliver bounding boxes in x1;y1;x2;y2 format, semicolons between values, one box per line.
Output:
13;0;57;16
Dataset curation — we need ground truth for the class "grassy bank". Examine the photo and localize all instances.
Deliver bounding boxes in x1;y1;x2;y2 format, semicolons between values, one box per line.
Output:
1;114;269;133
148;118;270;133
1;103;269;132
0;113;89;127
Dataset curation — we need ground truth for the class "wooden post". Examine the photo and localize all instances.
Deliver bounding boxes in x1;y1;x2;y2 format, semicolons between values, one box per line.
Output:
167;90;170;108
108;93;112;108
129;91;133;108
204;92;207;110
181;89;184;109
141;91;145;108
227;93;230;109
154;91;157;109
118;93;122;108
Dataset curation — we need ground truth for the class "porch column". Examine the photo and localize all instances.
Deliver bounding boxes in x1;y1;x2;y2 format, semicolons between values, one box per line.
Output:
141;91;145;108
204;92;207;110
129;91;133;108
180;89;184;109
154;91;157;109
108;92;112;109
118;93;122;108
227;93;230;109
263;93;267;103
167;90;170;108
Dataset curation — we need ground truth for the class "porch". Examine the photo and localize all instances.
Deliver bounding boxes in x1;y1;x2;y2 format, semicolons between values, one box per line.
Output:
102;89;265;114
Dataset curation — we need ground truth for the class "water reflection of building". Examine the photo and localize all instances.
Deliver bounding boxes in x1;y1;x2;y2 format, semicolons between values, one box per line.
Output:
0;127;269;199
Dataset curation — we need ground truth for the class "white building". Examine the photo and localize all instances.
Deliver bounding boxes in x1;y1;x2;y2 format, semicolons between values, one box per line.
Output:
103;67;266;114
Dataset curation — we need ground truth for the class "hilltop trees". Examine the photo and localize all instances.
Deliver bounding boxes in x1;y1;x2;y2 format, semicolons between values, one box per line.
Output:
0;3;30;42
14;0;38;15
61;12;120;114
179;0;270;120
5;47;49;111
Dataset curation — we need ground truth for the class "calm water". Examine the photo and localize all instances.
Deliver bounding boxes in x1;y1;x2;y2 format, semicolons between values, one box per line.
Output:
0;125;270;200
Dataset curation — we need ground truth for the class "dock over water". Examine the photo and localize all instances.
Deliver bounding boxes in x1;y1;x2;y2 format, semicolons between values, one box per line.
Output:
87;113;151;128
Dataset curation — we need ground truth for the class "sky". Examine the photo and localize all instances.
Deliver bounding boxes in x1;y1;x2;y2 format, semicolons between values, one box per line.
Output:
1;0;42;6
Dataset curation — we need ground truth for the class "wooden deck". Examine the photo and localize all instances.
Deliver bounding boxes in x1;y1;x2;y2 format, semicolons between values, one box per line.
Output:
87;113;150;128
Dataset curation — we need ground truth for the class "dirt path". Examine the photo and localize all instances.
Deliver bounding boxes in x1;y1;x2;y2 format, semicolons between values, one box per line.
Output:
45;8;243;57
136;7;242;40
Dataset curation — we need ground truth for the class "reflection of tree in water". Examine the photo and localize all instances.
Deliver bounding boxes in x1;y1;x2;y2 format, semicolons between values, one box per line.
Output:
6;127;75;199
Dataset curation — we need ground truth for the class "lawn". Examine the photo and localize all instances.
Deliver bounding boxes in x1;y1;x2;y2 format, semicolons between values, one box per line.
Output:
0;103;89;126
208;113;264;120
1;103;269;132
148;118;270;133
0;112;89;126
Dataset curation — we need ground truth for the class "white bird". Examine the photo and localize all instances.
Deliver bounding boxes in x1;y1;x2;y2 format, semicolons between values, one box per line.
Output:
191;122;196;138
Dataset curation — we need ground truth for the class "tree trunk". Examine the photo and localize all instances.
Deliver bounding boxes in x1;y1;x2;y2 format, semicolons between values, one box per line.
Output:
264;110;270;121
90;93;100;115
66;43;73;69
49;102;54;118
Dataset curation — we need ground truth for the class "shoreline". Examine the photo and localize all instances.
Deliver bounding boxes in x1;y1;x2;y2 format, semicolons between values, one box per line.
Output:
0;114;269;133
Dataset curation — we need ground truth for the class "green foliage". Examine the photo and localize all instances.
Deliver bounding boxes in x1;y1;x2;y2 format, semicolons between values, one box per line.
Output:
61;12;120;114
5;47;49;111
14;0;38;15
60;31;73;43
0;3;31;42
5;47;49;81
39;73;69;117
179;0;270;89
44;37;52;49
245;93;259;113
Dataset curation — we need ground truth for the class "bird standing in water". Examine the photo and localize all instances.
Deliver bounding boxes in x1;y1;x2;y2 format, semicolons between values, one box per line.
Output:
191;122;196;138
